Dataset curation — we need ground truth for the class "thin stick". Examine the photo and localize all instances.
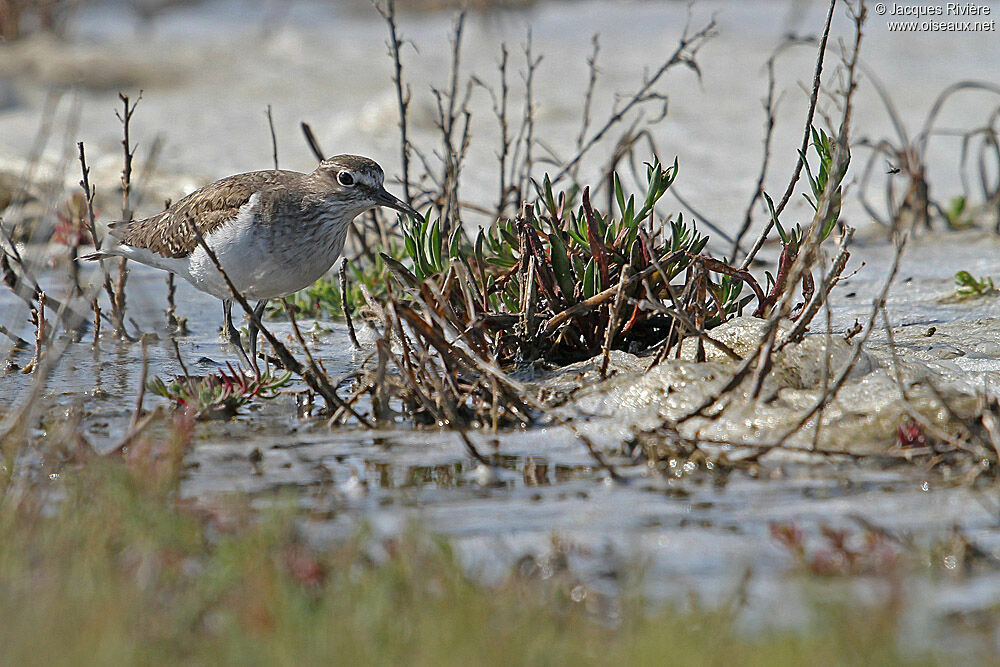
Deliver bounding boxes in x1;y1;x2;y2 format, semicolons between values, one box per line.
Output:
458;430;491;466
22;292;45;374
266;104;279;170
112;257;128;339
77;142;99;249
809;249;833;450
572;34;601;182
599;267;628;378
130;338;149;429
116;91;141;222
281;297;320;371
170;336;192;383
301;122;325;162
77;142;120;334
578;433;624;483
730;41;786;262
113;91;142;339
372;0;413;206
91;296;101;343
773;234;906;447
110;406;163;458
165;272;179;328
782;226;854;345
739;0;837;270
430;10;471;234
516;31;539;200
550;19;716;185
340;261;360;349
472;45;511;217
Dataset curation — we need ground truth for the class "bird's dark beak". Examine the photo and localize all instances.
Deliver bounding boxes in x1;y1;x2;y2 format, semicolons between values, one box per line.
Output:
374;186;420;219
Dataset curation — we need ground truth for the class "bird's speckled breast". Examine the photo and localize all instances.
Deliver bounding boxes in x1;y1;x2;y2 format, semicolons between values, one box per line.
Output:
187;196;353;301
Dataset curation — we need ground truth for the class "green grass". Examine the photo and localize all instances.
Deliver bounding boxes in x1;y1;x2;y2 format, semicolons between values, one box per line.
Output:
954;270;996;299
0;449;942;666
944;196;976;229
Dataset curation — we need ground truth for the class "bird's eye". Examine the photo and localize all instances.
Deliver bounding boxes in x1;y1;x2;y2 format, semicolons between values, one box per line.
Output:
337;171;355;187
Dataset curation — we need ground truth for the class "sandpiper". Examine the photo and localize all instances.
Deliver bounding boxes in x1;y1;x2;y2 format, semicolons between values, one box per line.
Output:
85;154;417;366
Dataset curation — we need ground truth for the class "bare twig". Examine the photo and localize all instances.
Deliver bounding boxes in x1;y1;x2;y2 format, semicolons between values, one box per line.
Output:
599;266;629;378
281;297;320;372
782;226;855;345
551;18;716;185
21;292;45;374
573;34;601;183
130;338;149;430
77;142;99;249
458;430;491;466
578;433;624;483
372;0;413;206
472;45;512;218
117;91;140;222
739;0;837;270
110;91;143;339
91;296;101;343
509;30;542;203
730;38;808;262
773;233;906;447
431;10;472;234
301;121;325;162
266;104;279;170
340;261;360;349
76;142;120;337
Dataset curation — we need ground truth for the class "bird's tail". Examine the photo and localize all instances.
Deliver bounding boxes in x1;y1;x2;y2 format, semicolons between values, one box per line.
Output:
81;221;129;261
81;250;115;261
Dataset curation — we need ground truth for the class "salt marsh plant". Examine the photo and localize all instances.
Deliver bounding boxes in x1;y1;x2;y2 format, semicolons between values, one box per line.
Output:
388;158;751;366
338;156;764;428
953;270;996;300
146;365;292;420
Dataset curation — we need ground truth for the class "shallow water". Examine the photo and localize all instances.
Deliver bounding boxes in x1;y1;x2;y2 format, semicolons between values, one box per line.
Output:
3;0;1000;652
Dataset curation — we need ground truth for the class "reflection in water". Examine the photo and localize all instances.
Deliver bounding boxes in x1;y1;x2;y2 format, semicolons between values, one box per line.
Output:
523;457;549;486
357;456;593;490
404;462;463;489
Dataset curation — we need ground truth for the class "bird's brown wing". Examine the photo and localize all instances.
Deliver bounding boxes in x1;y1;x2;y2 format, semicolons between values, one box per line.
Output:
114;170;304;258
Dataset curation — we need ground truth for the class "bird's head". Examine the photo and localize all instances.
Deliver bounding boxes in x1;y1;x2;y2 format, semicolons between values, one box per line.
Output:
313;155;418;219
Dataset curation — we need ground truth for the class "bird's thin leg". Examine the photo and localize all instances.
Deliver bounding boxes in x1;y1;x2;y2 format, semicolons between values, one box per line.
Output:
247;299;267;377
222;299;252;369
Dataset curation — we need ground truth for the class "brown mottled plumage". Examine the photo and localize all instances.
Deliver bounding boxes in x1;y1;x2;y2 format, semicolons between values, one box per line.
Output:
86;155;417;370
112;155;393;259
115;171;299;258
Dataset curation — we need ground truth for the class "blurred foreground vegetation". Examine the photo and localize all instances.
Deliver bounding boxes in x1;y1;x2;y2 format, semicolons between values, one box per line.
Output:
0;432;934;666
